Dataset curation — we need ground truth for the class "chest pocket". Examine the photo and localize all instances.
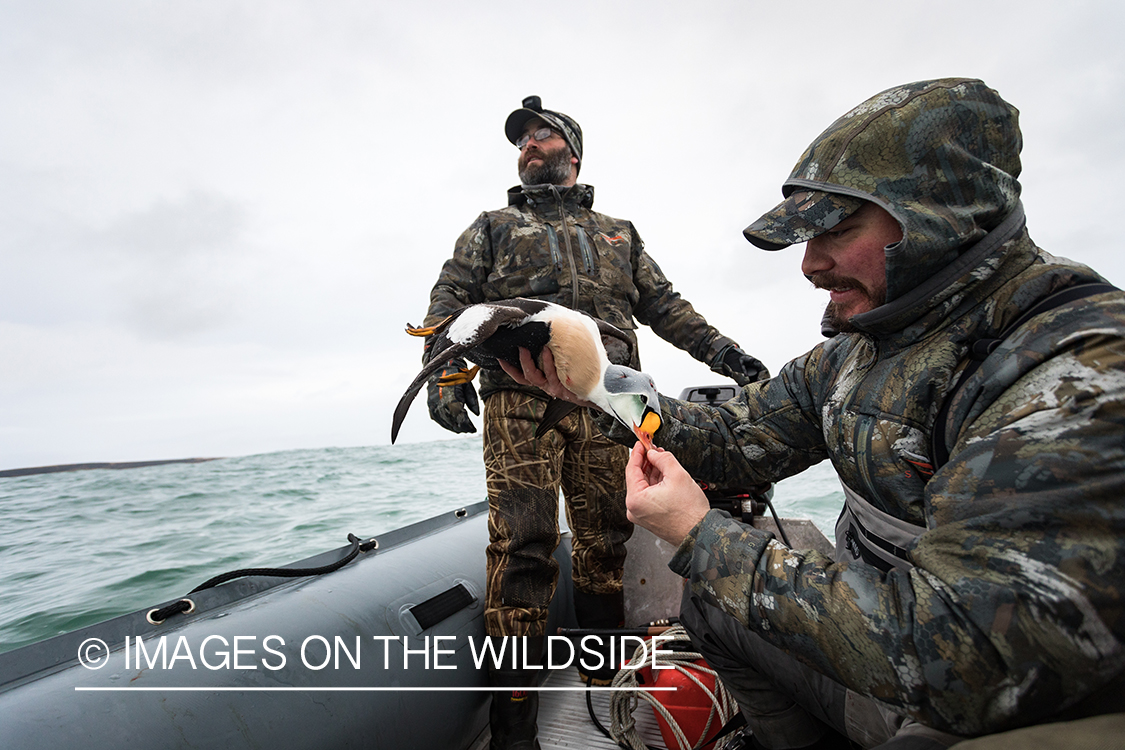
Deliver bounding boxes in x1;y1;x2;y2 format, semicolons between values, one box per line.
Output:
585;225;639;308
480;222;562;301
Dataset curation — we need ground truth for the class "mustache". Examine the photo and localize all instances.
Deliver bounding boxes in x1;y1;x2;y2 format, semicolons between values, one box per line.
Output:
806;273;866;294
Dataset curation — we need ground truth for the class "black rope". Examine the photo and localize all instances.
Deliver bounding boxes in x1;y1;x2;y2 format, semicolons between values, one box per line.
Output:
763;497;792;548
584;673;643;750
147;533;377;624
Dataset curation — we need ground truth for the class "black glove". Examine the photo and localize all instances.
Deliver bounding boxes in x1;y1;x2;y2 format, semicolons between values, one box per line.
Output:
426;358;480;434
710;345;770;387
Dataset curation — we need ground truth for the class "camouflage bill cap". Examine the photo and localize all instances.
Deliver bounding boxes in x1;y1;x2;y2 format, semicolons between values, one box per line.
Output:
743;190;868;251
505;95;583;170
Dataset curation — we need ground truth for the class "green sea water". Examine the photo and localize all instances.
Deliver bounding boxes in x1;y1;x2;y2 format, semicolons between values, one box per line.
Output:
0;438;843;654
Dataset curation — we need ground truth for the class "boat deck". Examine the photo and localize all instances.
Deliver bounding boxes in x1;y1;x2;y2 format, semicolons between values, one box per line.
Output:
466;516;833;750
468;665;668;749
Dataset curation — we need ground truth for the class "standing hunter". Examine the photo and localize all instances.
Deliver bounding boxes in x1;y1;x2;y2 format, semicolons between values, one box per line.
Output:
419;95;767;749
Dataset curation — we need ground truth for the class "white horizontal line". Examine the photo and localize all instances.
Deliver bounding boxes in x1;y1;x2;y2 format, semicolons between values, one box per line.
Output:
75;686;677;693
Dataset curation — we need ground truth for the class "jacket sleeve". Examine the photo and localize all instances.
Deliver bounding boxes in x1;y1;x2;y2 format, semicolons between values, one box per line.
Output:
423;213;492;327
629;225;737;365
662;326;1125;735
652;344;833;487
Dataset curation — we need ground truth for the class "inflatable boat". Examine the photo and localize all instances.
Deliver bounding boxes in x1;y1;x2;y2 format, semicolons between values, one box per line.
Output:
0;387;835;750
0;506;839;750
0;490;741;750
0;501;545;748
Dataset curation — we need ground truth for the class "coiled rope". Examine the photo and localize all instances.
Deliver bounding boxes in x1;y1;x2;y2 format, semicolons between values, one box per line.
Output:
608;625;740;750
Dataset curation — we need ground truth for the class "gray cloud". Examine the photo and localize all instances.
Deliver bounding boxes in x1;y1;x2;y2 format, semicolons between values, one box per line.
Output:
2;0;1123;467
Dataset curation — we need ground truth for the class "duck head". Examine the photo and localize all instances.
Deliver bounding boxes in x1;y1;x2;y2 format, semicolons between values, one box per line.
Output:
600;365;662;451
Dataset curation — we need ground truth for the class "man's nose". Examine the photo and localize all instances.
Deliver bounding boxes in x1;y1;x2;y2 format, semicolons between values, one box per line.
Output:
801;239;832;276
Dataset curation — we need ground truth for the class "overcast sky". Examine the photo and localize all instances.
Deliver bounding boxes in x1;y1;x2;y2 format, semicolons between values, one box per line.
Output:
2;0;1122;469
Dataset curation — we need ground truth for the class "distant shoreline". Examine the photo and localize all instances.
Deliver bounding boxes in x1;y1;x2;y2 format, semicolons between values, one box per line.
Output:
0;457;222;478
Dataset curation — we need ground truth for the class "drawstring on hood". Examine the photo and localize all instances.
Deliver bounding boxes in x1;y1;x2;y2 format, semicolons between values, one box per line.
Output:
744;78;1023;304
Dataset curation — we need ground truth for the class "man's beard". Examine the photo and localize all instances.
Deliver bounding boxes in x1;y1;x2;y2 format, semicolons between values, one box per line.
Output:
812;273;886;334
823;301;860;333
519;147;572;186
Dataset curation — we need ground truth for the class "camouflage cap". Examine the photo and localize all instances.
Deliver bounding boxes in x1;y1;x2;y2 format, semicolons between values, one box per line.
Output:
744;190;869;251
505;95;583;171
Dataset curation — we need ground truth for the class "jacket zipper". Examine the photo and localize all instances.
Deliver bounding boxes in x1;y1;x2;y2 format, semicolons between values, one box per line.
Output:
550;185;580;309
839;336;883;504
576;228;595;274
545;225;563;268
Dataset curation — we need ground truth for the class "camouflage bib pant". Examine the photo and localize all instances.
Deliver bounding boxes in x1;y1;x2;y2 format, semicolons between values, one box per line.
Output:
481;390;632;638
680;591;964;749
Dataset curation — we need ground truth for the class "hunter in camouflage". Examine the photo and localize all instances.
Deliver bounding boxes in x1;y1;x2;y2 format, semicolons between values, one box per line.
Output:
419;96;767;749
505;79;1124;747
648;78;1125;745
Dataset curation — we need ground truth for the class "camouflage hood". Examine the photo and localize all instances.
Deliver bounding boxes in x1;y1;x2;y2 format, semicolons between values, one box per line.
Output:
744;78;1023;303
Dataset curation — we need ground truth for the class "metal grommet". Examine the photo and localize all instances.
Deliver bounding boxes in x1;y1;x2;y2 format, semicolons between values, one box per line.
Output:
363;538;379;552
455;508;468;518
145;598;194;626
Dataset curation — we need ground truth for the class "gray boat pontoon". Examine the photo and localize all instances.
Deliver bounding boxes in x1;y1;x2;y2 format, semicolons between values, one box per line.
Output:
0;386;837;750
0;498;832;750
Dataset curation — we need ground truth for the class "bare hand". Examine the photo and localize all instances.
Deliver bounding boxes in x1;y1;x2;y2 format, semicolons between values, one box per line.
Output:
625;442;709;546
498;347;596;408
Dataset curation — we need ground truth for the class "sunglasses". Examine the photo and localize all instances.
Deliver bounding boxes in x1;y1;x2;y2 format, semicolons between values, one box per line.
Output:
515;127;558;149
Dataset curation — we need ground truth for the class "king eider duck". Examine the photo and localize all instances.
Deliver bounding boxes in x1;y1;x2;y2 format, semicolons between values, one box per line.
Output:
390;298;662;449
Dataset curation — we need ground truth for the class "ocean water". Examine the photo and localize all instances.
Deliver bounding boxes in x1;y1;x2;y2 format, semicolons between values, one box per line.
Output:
0;438;843;654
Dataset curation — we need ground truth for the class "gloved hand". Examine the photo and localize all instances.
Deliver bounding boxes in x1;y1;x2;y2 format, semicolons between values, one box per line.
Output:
710;345;770;387
426;358;480;434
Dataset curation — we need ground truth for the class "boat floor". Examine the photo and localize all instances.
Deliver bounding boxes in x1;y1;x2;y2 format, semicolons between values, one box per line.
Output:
468;665;668;750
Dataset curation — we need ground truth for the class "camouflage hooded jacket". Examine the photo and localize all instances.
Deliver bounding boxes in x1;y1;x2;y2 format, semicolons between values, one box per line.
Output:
423;183;735;398
659;80;1125;735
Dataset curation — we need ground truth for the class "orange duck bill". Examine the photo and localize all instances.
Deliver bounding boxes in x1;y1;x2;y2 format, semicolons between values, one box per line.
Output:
632;410;661;452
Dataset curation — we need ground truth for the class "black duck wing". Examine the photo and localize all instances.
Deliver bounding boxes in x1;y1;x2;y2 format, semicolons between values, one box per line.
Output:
391;302;537;443
534;398;579;438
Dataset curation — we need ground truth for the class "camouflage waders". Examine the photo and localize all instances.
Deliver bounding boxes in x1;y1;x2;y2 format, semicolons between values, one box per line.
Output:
482;390;632;638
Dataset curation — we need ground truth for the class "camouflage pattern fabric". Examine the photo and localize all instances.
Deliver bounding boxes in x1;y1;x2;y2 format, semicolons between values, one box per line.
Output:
423;182;738;399
424;180;745;638
656;79;1125;738
482;390;632;637
423;180;748;640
